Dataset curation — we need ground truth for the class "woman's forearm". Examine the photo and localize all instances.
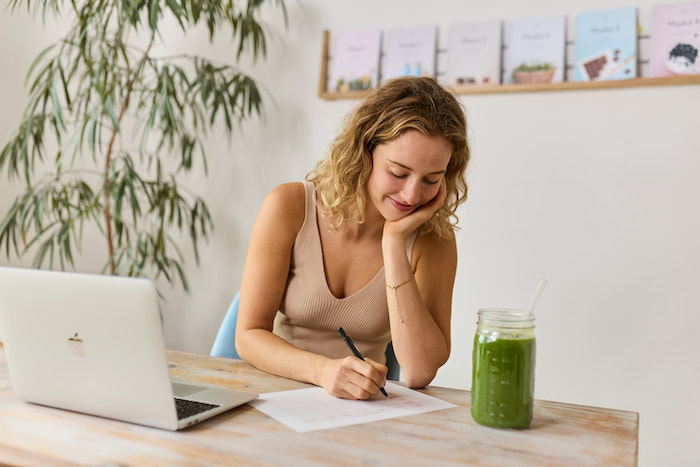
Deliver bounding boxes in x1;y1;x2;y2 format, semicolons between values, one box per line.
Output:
236;328;330;386
382;235;452;388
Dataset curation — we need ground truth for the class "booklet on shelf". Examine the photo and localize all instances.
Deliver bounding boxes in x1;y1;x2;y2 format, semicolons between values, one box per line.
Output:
651;1;700;77
575;6;638;82
382;25;438;83
505;15;567;85
446;19;503;86
328;29;382;93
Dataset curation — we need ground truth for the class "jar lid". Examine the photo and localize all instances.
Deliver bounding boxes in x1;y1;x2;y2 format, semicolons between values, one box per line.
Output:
477;308;535;328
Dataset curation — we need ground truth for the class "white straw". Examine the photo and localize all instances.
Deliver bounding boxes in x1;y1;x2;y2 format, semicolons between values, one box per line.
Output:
526;278;548;315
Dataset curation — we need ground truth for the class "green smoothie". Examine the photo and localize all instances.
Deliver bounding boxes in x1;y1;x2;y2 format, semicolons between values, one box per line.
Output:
471;334;536;429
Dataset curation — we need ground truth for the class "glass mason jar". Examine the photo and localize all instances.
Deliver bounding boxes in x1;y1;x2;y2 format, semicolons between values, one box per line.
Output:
471;308;536;429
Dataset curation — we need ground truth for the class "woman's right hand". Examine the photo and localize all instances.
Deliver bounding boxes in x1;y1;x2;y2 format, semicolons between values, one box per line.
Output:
317;357;388;400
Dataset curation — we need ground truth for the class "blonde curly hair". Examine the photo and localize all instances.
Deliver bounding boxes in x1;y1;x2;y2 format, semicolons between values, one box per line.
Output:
307;77;470;238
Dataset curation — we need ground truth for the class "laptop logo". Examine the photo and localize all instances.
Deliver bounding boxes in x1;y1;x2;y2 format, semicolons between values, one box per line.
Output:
67;332;86;357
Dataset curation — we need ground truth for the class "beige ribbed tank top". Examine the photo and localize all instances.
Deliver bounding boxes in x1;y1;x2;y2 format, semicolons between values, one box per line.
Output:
272;181;417;364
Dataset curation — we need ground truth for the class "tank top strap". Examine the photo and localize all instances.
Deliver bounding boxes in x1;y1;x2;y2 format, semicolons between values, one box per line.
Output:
302;180;316;226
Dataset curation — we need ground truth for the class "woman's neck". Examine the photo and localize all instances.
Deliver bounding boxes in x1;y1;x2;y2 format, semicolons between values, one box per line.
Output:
316;189;385;241
356;202;385;239
345;215;384;241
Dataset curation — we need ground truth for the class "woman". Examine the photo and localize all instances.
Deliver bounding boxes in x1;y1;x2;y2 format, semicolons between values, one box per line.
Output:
236;76;470;400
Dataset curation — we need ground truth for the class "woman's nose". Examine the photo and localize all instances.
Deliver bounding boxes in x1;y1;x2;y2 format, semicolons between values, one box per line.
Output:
401;180;421;205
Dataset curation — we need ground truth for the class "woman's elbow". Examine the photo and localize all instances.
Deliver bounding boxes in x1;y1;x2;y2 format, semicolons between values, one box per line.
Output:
405;370;437;389
403;351;449;389
234;328;254;362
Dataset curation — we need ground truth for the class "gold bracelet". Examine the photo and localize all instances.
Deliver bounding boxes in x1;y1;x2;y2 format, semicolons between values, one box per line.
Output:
386;276;414;289
386;276;414;324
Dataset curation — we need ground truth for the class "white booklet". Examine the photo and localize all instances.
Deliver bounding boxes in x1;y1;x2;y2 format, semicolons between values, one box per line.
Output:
382;25;438;82
505;14;567;84
446;19;503;85
251;382;456;432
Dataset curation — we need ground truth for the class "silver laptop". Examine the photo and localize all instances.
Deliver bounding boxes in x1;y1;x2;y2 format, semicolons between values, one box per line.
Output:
0;266;257;431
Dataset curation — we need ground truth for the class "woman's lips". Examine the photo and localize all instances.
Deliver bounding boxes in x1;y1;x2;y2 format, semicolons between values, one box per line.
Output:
388;197;417;212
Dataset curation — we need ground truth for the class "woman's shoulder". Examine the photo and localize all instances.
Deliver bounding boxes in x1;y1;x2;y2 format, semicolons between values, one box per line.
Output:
412;227;457;267
260;181;307;232
267;181;306;202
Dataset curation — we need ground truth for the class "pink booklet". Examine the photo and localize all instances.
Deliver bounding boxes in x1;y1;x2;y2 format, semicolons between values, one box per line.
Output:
329;29;382;93
651;1;700;77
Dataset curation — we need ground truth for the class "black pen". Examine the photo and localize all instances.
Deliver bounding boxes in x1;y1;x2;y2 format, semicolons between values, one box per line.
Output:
337;327;388;397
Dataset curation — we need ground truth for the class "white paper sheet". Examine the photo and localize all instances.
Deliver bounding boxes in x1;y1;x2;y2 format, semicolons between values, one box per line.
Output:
250;382;456;432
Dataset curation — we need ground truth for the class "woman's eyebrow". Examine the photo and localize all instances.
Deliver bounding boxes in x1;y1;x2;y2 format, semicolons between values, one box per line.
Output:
388;159;446;175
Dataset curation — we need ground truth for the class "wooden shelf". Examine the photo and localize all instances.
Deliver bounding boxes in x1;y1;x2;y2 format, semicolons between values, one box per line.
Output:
317;29;700;100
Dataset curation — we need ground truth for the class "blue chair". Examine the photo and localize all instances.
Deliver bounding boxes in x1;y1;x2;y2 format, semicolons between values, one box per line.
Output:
210;291;401;380
210;292;242;359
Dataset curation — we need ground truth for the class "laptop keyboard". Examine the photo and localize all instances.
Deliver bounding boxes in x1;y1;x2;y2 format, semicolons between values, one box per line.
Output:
174;398;221;420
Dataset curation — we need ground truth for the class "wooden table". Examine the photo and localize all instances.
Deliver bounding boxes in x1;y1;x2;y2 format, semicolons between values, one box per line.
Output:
0;345;638;466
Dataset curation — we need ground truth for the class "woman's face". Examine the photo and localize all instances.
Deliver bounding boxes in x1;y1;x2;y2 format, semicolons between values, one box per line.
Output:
367;130;452;221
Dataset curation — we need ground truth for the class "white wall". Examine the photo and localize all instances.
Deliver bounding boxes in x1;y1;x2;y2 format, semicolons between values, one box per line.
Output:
2;1;699;465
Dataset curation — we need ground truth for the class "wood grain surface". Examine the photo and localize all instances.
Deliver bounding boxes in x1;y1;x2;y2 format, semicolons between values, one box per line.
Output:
0;346;638;466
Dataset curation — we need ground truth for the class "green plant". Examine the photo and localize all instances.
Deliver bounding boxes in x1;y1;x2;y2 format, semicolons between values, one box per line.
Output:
513;62;555;73
0;0;286;291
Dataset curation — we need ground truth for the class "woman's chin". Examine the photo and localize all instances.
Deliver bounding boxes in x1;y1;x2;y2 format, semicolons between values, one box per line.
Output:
383;207;415;221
